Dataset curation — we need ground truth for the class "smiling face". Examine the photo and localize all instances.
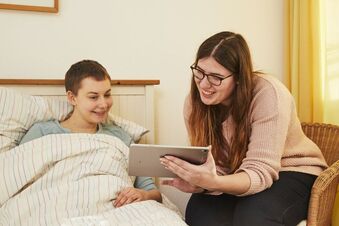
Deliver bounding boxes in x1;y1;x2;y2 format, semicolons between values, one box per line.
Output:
194;57;236;106
68;77;113;127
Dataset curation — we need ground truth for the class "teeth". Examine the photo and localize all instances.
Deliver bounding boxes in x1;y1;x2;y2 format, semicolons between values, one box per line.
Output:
202;90;213;95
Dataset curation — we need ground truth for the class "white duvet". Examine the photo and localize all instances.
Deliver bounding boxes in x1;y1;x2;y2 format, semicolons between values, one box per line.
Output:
0;133;186;226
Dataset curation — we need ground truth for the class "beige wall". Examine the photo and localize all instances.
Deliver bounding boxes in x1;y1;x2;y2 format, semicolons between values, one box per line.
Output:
0;0;284;215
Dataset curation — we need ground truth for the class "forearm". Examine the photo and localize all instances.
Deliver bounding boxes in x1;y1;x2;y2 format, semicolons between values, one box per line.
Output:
145;189;162;203
207;171;251;195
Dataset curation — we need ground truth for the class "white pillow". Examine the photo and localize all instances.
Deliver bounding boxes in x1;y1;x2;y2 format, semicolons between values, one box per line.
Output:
0;87;148;153
107;113;149;143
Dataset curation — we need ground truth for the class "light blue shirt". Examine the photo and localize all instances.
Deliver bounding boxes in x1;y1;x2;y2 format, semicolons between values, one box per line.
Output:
20;119;156;191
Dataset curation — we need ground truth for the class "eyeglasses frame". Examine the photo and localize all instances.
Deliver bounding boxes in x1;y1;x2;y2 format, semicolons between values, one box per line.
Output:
190;65;233;86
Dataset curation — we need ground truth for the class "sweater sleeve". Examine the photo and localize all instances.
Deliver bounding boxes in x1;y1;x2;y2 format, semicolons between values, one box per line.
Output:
235;82;292;196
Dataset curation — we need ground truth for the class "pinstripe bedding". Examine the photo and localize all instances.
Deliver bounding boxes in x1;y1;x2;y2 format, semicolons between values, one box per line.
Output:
0;133;186;226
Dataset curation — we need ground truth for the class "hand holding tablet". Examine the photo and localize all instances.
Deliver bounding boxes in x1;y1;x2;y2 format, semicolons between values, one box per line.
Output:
128;144;209;177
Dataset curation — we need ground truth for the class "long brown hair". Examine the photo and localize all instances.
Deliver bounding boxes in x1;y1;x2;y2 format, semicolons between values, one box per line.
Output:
188;31;254;173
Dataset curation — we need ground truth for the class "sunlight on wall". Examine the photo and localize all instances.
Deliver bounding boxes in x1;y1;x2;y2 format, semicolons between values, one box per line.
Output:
328;78;339;101
326;47;339;101
324;0;339;126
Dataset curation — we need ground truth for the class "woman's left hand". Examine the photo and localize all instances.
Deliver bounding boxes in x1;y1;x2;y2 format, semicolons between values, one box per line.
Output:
161;177;203;193
160;147;217;191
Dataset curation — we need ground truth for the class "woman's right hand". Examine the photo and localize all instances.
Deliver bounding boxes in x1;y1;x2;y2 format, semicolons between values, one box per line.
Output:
160;146;218;192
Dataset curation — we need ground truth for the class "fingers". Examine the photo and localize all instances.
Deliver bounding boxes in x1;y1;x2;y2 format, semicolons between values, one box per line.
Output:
205;147;216;165
161;179;175;186
114;193;138;207
161;178;182;190
161;178;201;193
160;148;218;190
160;156;194;181
161;155;189;168
113;188;143;208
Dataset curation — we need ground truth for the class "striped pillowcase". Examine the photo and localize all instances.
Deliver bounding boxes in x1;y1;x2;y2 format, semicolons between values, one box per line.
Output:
107;113;149;143
0;87;148;153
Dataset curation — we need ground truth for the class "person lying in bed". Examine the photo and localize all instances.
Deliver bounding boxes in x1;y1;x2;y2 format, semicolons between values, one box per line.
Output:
20;59;162;207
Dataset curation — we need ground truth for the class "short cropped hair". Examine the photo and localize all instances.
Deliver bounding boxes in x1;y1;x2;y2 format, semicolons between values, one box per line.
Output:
65;60;111;95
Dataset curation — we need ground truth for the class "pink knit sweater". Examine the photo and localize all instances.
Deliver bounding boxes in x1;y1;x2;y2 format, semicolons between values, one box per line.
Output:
184;74;328;196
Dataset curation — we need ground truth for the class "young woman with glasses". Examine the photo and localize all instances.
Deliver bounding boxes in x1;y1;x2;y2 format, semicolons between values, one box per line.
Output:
160;31;327;226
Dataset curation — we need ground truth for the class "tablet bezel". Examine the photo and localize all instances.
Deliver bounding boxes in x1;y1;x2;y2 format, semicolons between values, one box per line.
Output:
128;144;209;178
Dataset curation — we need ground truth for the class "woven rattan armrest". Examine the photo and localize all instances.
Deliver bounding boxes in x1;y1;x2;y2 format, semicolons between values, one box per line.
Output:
307;160;339;226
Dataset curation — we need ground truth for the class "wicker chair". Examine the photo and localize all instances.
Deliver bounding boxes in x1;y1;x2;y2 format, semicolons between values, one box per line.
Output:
301;122;339;226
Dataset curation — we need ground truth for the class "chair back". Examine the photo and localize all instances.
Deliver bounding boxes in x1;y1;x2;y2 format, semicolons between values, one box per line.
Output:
301;122;339;165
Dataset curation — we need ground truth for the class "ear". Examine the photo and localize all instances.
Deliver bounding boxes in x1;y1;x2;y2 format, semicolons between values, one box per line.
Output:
66;91;77;106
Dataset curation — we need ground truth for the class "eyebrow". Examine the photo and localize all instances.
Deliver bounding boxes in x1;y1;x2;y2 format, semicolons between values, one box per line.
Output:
87;89;112;95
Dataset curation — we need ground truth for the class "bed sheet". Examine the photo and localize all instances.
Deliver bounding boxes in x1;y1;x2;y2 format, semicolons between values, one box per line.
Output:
0;133;186;226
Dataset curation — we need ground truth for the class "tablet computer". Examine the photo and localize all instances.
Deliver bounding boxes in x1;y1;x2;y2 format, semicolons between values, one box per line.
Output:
128;144;209;178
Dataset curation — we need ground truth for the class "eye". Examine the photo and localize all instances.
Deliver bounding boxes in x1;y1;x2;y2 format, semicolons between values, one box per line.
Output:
209;75;223;82
192;68;204;79
209;72;224;78
104;93;111;98
89;96;98;100
195;67;205;74
196;69;204;75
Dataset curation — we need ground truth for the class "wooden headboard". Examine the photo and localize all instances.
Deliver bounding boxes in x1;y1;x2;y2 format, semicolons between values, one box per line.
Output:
0;79;160;144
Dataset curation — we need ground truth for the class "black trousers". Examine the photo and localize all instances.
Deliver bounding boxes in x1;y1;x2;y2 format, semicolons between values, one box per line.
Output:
185;171;316;226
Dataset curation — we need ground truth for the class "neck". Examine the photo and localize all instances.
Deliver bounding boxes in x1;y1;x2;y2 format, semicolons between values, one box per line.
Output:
61;115;98;134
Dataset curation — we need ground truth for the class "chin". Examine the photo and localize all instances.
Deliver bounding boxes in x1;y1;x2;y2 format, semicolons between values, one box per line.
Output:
201;98;217;106
98;117;107;123
89;118;104;124
91;113;108;122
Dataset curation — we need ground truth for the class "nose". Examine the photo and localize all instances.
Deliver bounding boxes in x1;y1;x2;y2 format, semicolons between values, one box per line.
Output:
98;97;109;109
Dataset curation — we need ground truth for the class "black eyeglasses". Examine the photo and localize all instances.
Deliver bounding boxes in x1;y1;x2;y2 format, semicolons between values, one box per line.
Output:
190;65;233;86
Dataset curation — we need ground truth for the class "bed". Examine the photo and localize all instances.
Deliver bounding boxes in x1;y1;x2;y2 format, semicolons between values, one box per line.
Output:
0;79;186;226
